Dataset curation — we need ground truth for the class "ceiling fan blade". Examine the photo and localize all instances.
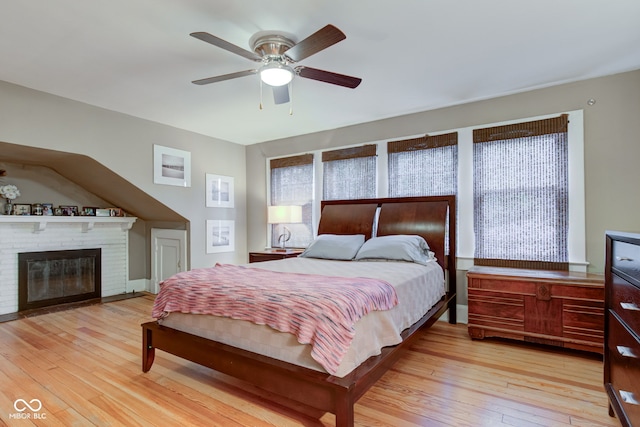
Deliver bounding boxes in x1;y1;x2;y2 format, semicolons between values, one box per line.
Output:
283;25;346;63
272;85;290;105
296;66;362;89
192;69;257;85
190;32;263;62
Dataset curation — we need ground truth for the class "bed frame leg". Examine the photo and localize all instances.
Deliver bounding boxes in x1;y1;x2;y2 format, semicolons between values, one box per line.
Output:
448;300;457;324
334;393;354;427
142;324;155;373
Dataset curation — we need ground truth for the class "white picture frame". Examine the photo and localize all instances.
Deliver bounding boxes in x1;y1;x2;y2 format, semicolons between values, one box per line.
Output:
153;144;191;187
205;174;234;208
206;220;235;253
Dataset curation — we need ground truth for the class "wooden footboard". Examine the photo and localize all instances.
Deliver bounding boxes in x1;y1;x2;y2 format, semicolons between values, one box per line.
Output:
142;293;452;427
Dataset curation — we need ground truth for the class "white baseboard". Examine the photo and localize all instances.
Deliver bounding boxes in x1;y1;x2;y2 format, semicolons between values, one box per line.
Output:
438;304;468;324
127;278;149;293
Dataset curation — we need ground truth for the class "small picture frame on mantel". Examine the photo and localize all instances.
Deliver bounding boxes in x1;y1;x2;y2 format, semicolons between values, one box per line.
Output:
42;203;53;216
60;206;78;216
13;204;31;216
82;206;97;216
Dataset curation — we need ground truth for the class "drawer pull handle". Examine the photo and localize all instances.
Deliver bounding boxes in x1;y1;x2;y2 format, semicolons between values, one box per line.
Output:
616;256;634;261
621;302;640;311
620;390;639;405
617;346;638;358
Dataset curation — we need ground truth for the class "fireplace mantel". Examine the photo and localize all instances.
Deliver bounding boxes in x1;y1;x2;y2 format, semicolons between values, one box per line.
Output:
0;216;136;232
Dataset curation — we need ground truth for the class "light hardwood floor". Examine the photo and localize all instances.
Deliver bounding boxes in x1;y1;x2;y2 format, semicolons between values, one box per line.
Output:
0;294;618;427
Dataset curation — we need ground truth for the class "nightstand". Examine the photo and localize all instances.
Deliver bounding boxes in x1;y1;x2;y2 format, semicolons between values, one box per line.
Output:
249;249;304;263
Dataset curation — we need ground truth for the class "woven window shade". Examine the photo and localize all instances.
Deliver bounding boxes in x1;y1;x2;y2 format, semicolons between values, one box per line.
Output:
388;132;458;198
473;115;569;270
321;144;377;162
270;153;313;169
270;154;314;247
387;133;458;254
388;132;458;153
322;145;377;201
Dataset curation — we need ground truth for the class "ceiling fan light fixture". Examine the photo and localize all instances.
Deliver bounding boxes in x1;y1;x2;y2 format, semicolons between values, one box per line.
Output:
260;62;294;87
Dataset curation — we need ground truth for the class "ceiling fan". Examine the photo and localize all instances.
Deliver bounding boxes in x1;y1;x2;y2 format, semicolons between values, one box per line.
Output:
190;25;362;105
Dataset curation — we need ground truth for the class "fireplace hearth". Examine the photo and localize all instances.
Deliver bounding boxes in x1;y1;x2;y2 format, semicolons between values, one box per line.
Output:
18;249;101;312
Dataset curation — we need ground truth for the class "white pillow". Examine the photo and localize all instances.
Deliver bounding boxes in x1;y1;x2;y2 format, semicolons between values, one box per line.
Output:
354;235;432;265
299;234;366;260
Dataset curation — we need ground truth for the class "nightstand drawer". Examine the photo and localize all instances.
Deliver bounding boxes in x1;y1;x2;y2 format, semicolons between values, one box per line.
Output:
610;273;640;335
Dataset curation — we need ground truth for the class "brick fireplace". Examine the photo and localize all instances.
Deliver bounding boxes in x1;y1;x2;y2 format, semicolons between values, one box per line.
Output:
18;248;102;311
0;216;136;315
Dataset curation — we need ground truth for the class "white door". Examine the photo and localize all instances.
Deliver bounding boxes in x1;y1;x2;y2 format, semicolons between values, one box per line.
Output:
151;228;187;294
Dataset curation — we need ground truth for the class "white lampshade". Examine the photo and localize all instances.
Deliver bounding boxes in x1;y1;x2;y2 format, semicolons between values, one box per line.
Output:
260;63;294;87
268;205;302;224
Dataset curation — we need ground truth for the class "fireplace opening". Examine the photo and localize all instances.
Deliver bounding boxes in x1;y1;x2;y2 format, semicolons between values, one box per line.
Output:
18;248;101;312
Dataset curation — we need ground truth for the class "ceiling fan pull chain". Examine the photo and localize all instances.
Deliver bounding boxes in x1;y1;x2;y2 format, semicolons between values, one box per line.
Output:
289;81;293;116
259;79;263;110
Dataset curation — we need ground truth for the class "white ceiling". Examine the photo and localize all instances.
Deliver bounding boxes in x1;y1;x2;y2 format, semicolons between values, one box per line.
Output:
1;1;639;145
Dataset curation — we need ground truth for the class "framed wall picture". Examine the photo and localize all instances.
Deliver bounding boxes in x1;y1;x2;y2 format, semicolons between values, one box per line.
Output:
205;174;234;208
153;144;191;187
206;220;235;254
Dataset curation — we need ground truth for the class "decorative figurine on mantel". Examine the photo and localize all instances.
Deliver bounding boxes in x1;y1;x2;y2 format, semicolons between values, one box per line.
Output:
0;170;21;215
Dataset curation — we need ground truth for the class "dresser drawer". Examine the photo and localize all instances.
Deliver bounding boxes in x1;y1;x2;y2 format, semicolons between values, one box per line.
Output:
610;273;640;335
607;312;640;423
612;239;640;286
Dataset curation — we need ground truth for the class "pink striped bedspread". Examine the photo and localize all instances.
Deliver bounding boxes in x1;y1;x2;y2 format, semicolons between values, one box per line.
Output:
152;263;398;375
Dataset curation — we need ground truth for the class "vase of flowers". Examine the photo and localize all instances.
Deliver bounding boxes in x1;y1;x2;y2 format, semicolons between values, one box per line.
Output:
0;184;20;215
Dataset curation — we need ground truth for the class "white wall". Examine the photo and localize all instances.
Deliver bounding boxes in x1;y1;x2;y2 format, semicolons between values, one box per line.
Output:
0;80;247;271
247;69;640;276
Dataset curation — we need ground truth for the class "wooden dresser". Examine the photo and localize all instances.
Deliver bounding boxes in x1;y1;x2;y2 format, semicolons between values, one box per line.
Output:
605;231;640;426
467;266;604;354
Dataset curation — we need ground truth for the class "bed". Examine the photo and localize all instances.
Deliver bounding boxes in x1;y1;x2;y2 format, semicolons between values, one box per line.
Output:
142;195;457;426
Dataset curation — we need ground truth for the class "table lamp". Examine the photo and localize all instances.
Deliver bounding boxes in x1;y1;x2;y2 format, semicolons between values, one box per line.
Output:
267;205;302;250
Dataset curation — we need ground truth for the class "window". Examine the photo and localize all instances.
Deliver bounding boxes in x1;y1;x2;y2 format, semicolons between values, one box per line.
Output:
388;132;458;197
472;115;569;269
322;145;377;200
270;154;314;247
265;110;585;270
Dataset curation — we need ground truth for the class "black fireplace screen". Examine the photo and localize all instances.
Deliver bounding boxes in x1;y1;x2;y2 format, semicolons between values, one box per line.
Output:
18;248;101;311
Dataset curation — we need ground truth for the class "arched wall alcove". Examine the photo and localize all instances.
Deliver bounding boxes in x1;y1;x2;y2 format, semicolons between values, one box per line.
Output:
0;140;188;282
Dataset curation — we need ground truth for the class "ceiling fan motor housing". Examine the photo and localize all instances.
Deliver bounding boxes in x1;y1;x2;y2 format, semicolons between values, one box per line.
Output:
252;35;295;58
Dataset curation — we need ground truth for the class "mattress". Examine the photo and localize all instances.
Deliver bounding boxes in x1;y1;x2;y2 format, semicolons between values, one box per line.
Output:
158;257;445;377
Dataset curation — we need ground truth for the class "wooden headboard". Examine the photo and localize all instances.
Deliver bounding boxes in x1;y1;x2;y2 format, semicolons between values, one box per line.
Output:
316;203;378;239
318;196;455;272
